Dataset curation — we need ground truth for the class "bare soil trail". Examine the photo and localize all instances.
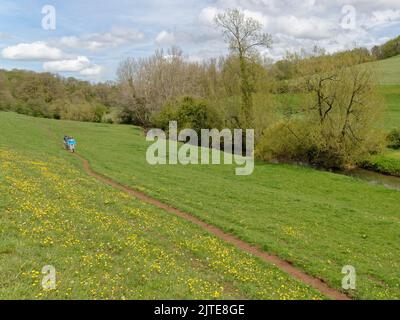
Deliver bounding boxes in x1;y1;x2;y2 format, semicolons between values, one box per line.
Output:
75;153;351;301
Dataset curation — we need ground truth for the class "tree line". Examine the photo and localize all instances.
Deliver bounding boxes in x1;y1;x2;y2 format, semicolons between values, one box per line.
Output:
372;35;400;60
0;69;120;122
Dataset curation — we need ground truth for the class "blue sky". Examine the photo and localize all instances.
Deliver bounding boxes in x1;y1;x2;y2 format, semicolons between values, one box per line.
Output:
1;0;399;82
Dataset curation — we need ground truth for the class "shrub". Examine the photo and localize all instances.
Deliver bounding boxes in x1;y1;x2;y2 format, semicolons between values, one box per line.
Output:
256;120;311;164
120;96;151;127
256;116;384;170
154;96;222;134
387;129;400;149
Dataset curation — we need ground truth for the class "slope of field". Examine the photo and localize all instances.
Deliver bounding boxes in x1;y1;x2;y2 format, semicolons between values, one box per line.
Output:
2;112;398;300
371;56;400;131
372;55;400;85
377;85;400;131
0;114;323;300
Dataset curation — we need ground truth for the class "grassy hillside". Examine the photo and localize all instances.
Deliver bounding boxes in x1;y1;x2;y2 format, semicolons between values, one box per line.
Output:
0;113;323;300
1;112;398;300
377;85;400;131
373;56;400;131
372;55;400;85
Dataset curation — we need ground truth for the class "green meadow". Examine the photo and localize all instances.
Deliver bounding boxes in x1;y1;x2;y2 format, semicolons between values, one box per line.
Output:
1;111;399;300
378;85;400;132
368;55;400;85
0;112;324;300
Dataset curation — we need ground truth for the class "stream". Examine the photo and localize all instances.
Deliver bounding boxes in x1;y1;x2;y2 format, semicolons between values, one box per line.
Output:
342;168;400;191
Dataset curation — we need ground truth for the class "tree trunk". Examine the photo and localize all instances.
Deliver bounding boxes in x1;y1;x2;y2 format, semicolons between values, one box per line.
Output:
239;51;253;129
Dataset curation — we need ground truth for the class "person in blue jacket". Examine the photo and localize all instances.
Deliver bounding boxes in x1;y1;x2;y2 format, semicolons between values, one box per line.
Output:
67;137;77;152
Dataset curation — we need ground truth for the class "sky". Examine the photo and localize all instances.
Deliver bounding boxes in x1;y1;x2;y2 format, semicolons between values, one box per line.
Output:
0;0;399;82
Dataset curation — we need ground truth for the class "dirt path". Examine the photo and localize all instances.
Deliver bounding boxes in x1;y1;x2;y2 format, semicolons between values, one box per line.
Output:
75;153;350;301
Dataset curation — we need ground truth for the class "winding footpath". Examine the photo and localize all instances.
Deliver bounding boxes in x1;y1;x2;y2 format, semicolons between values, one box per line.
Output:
75;153;351;301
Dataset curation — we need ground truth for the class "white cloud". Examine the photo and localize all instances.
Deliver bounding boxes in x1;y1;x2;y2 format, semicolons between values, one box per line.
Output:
59;27;145;51
2;41;63;60
43;56;91;72
274;15;336;40
243;9;269;26
43;56;104;77
336;0;400;11
366;9;400;29
59;36;80;48
79;65;104;76
155;30;176;46
198;7;220;25
199;6;268;27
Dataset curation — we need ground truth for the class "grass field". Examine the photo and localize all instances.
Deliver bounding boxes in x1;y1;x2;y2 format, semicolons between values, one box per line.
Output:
377;85;400;132
370;56;400;131
0;113;325;300
1;112;399;300
388;149;400;160
369;55;400;85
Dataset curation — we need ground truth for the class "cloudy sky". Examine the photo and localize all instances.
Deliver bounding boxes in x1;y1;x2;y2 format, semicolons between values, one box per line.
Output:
0;0;399;81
